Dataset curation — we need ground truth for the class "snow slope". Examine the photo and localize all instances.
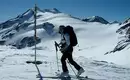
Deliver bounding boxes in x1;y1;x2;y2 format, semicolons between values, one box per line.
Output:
0;7;130;80
0;45;130;80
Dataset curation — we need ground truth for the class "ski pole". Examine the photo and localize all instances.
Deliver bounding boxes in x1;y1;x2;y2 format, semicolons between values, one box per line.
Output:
67;60;79;78
55;41;60;72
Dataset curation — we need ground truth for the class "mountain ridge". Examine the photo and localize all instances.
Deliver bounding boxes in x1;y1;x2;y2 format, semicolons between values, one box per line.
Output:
0;7;129;54
82;16;109;24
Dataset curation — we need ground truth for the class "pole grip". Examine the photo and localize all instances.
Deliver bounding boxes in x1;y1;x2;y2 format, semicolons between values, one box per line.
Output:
55;41;58;52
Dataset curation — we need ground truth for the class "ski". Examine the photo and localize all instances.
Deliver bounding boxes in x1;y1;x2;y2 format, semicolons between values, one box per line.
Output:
54;72;91;80
37;75;95;80
37;76;71;79
37;76;86;79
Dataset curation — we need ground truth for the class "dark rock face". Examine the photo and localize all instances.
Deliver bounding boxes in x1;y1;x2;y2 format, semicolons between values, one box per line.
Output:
0;40;5;45
41;8;61;13
105;22;130;54
42;22;55;35
12;36;41;49
2;33;15;39
122;18;130;24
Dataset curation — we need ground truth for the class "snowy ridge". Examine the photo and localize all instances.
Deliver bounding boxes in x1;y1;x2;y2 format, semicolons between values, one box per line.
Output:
82;16;109;24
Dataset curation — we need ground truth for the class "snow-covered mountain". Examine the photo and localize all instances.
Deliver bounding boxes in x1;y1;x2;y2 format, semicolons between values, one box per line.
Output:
110;21;121;24
106;19;130;54
0;7;130;80
82;16;109;24
0;7;68;49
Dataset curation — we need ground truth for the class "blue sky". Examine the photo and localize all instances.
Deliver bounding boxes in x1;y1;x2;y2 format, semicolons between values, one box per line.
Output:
0;0;130;22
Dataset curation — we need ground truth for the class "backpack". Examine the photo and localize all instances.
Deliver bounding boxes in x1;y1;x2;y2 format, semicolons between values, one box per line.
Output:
64;26;78;46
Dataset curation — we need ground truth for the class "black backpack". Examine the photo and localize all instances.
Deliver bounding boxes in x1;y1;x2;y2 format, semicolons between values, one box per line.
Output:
64;26;78;46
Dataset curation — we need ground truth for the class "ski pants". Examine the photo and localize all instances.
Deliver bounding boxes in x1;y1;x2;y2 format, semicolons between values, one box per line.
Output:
61;46;81;72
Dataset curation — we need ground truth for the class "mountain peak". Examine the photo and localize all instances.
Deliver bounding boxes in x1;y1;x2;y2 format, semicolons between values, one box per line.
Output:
123;17;130;24
30;5;61;14
82;16;109;24
92;16;101;18
110;21;121;24
35;7;61;14
43;8;61;13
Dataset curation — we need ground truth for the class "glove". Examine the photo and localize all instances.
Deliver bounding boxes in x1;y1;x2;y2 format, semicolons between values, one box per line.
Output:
60;45;69;53
60;48;65;52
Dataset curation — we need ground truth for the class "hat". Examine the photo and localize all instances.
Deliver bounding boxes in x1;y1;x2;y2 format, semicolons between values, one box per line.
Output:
59;25;65;34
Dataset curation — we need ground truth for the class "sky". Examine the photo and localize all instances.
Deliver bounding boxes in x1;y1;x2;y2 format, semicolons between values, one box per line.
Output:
0;0;130;23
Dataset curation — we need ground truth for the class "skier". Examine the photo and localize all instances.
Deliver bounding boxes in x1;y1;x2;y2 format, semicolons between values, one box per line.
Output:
58;25;85;77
